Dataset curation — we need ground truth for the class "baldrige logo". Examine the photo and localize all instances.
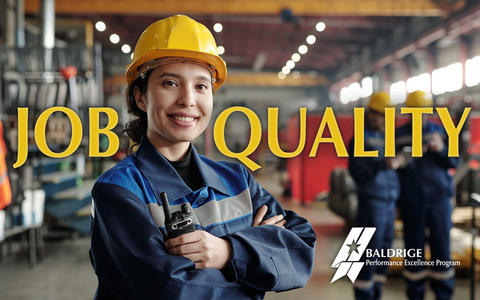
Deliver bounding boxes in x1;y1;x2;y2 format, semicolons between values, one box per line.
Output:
330;227;376;283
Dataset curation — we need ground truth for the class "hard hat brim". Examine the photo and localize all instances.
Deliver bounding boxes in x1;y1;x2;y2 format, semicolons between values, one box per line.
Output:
126;49;227;92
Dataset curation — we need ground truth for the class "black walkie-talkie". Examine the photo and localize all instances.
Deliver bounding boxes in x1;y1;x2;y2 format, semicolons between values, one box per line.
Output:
160;192;195;239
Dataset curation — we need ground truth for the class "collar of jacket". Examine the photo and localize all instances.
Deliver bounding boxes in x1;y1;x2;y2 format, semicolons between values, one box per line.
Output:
134;136;230;201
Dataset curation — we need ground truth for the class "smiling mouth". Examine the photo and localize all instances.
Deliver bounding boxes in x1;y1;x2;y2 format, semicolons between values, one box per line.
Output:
173;115;195;122
168;114;199;125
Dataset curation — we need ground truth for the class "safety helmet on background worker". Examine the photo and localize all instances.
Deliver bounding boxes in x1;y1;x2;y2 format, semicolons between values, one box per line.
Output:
125;15;227;92
368;91;392;114
405;90;433;107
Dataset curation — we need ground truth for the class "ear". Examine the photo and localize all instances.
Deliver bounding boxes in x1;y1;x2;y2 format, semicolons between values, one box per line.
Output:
133;86;147;112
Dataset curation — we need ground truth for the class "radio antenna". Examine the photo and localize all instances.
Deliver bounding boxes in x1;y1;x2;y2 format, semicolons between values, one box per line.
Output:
160;192;172;221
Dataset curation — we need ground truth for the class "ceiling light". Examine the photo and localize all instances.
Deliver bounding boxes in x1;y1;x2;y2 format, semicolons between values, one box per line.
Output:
213;23;223;33
306;35;316;45
121;44;131;54
278;72;286;79
282;66;291;74
298;45;308;54
217;46;225;55
95;21;106;32
291;53;301;62
316;22;326;32
286;60;295;69
109;33;120;44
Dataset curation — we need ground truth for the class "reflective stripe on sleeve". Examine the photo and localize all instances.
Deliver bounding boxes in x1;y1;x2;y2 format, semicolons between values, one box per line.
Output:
353;279;374;290
403;269;428;281
429;268;455;281
148;188;252;228
373;274;387;283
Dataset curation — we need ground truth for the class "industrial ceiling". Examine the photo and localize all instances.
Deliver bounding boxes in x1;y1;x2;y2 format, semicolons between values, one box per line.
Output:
24;0;476;84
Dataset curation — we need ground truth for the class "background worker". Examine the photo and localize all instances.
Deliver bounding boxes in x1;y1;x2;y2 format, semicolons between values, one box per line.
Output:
396;90;458;300
348;92;404;300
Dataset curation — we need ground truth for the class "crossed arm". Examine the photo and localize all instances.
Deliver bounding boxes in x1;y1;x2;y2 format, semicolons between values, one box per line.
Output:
165;205;286;269
91;178;315;298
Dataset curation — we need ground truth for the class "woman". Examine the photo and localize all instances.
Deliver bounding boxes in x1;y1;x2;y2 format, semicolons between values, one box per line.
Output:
89;15;316;300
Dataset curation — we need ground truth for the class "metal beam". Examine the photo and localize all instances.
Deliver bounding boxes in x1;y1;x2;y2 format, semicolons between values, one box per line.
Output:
333;0;480;85
25;0;451;17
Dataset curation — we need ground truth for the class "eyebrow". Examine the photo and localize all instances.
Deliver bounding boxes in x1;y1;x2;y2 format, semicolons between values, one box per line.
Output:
156;72;211;82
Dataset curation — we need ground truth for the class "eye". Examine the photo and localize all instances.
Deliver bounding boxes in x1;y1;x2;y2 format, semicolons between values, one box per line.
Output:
162;80;178;87
196;83;209;90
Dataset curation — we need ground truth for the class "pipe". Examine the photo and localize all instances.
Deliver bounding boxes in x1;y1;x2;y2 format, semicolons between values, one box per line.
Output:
41;0;55;71
16;0;25;48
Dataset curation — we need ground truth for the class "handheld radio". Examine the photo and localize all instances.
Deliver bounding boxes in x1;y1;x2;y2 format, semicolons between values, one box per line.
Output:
160;192;195;239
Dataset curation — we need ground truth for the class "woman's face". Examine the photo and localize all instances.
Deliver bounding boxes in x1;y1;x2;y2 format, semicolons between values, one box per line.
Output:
135;62;213;148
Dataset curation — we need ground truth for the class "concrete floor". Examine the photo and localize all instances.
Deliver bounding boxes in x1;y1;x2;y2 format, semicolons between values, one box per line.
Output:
1;175;479;300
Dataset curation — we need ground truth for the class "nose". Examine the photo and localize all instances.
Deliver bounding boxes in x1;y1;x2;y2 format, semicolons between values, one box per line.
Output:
176;84;195;107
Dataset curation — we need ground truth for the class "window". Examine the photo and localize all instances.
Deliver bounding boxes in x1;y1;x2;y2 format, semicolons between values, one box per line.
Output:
340;82;362;104
466;56;480;87
360;77;373;98
406;73;431;94
432;62;462;95
390;81;406;104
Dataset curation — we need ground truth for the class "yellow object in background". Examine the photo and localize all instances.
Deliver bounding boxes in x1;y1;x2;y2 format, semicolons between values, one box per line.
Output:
405;90;433;107
368;91;392;114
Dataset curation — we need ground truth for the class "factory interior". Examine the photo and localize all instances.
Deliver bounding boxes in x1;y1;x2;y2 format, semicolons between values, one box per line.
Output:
2;0;480;299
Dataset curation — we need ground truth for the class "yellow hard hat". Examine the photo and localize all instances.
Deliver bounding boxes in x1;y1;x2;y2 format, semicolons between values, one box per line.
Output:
405;90;433;107
126;15;227;92
368;92;391;114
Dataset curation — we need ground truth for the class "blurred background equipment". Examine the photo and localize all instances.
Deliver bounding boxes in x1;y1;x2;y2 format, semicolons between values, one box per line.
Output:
469;193;480;300
327;168;358;226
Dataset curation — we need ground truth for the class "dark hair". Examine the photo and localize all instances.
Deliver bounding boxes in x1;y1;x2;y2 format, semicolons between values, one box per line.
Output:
124;70;152;147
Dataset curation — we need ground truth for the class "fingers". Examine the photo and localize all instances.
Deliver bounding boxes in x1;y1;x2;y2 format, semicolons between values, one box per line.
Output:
168;233;232;270
168;240;204;255
385;158;393;169
277;219;287;227
195;261;211;269
387;157;401;169
182;252;204;263
253;204;287;227
428;138;444;152
165;230;202;249
422;144;429;154
253;205;268;226
183;249;216;265
261;214;284;226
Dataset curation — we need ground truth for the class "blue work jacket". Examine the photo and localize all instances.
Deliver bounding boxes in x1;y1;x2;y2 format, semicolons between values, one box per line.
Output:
89;137;316;300
396;120;459;203
348;127;400;202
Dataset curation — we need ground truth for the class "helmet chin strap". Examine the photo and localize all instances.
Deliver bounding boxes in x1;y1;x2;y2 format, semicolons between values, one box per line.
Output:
137;57;216;85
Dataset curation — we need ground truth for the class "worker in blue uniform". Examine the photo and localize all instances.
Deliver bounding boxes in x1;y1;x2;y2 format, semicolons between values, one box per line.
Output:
396;91;457;300
348;92;404;300
89;15;316;300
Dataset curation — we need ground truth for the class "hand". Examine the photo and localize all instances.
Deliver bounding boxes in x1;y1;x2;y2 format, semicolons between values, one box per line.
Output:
252;205;286;227
165;230;232;270
427;133;444;152
385;156;405;169
422;144;429;155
